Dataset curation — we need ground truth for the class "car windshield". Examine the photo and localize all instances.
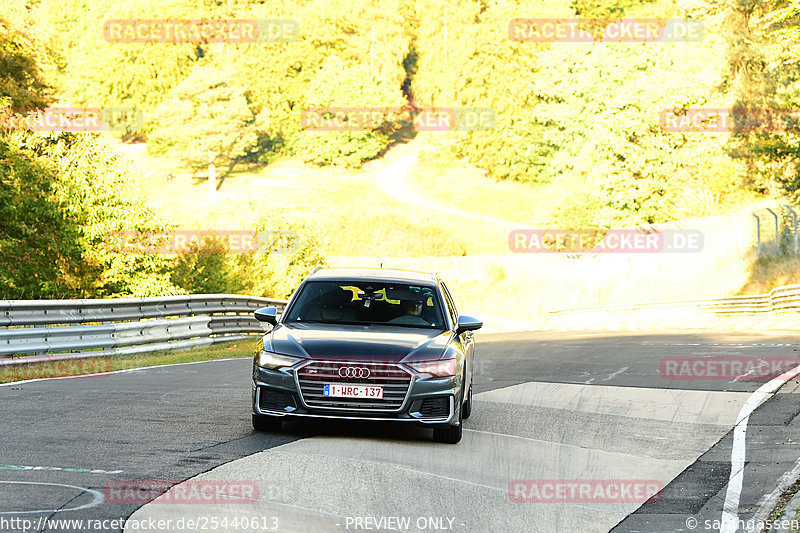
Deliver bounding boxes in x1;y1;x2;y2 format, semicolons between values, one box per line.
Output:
284;281;446;329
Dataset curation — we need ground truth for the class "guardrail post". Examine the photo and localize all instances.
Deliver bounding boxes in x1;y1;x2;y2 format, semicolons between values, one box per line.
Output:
766;208;780;251
753;212;761;254
787;206;798;254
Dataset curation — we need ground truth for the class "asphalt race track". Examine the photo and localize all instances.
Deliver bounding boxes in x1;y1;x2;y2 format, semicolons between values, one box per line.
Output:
3;330;800;533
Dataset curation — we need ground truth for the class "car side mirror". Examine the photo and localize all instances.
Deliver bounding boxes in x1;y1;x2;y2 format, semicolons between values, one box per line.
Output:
254;306;278;325
456;314;482;334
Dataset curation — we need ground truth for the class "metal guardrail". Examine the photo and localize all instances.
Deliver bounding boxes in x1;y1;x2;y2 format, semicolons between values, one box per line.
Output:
0;294;281;327
549;284;800;320
0;295;287;366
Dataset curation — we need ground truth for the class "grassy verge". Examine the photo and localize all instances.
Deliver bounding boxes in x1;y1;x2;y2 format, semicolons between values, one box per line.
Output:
447;250;755;322
737;255;800;295
116;141;510;257
410;144;560;228
764;477;800;532
0;341;255;384
410;139;762;229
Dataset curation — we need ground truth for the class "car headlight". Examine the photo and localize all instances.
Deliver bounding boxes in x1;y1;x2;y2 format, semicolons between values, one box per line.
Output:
409;358;457;377
258;351;301;370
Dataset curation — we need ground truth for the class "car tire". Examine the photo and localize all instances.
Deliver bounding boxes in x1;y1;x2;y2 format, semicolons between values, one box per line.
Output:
433;394;463;444
252;413;282;432
462;379;472;420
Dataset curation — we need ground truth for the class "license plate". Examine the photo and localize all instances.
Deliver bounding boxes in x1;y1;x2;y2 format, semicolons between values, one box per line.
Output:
323;383;384;399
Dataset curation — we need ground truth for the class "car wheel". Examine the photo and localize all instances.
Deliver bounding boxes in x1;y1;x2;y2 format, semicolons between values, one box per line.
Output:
433;394;463;444
252;413;282;432
462;379;473;420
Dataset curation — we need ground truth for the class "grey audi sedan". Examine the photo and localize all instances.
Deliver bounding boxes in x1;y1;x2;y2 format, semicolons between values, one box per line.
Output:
250;268;482;443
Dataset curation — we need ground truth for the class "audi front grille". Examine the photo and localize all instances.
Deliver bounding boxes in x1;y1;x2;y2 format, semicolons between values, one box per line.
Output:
296;360;413;412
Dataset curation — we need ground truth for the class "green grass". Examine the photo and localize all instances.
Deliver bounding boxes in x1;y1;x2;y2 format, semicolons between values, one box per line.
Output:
410;145;561;228
117;141;511;257
0;341;255;384
410;141;763;230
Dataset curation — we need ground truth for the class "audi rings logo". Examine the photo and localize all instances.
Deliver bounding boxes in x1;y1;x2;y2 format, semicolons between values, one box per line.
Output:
338;366;370;379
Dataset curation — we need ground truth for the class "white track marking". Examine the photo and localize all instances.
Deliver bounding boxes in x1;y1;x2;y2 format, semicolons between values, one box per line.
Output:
0;481;103;514
0;464;123;475
720;364;800;533
603;367;629;381
0;357;247;388
729;358;770;383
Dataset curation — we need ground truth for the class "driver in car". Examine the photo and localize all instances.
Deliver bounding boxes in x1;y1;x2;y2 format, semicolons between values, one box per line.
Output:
388;298;428;325
401;299;423;316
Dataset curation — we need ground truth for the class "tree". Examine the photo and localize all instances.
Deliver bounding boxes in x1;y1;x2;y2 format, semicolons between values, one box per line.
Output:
411;0;737;226
147;65;258;173
232;211;327;298
37;0;215;137
1;127;181;298
718;0;800;201
292;56;407;167
0;1;59;110
0;132;83;298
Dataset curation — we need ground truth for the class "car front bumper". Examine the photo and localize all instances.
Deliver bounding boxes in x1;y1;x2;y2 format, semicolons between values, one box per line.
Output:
252;362;461;425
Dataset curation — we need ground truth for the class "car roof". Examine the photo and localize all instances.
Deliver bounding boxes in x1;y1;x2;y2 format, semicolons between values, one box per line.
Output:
306;268;439;285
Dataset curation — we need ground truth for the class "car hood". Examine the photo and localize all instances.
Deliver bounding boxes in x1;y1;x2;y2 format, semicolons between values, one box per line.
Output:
265;323;452;362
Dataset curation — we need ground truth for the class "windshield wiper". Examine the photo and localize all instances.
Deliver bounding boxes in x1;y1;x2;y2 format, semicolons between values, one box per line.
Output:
381;323;439;329
292;319;364;326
